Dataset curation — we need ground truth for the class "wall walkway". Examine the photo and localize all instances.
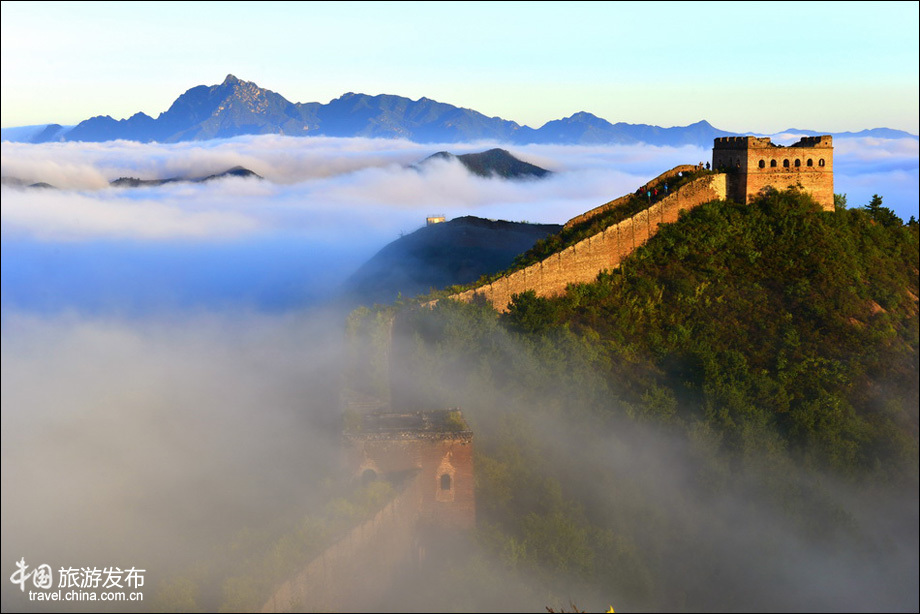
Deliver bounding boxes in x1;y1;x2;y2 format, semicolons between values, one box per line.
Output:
449;172;727;312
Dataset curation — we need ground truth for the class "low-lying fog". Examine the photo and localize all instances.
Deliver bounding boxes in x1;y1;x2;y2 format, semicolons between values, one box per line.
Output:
2;135;917;611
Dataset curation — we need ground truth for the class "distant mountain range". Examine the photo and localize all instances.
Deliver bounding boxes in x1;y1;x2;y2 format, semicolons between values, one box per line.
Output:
3;75;917;147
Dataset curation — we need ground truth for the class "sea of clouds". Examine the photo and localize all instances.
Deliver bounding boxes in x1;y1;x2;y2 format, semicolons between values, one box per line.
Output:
1;135;917;611
2;135;916;314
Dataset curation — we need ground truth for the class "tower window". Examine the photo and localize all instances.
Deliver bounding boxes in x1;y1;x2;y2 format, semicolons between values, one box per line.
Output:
807;159;813;167
758;160;765;169
770;160;777;168
819;159;825;167
794;159;801;167
440;473;452;491
783;159;790;168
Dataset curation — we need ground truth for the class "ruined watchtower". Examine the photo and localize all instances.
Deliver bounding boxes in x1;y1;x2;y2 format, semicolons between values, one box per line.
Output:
344;409;475;530
712;135;834;210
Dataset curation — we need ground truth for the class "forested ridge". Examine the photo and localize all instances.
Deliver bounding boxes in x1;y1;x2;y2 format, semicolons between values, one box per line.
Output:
378;188;919;611
152;188;918;612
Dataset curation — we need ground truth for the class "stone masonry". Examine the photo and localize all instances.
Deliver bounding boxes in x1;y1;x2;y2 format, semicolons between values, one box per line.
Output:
712;135;834;210
449;171;728;312
344;410;475;531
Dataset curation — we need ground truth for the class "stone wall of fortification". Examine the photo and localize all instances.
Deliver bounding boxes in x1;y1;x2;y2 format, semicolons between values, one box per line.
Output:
262;479;421;613
450;173;727;312
564;164;699;229
262;432;475;612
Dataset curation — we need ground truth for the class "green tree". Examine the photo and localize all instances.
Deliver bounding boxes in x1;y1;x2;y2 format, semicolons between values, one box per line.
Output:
503;290;560;334
834;193;848;211
864;194;902;227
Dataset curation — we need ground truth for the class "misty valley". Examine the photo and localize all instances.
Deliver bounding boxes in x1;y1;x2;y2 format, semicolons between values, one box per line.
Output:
2;134;918;613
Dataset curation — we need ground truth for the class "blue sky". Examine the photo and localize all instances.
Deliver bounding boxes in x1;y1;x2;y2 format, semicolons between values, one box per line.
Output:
2;1;918;133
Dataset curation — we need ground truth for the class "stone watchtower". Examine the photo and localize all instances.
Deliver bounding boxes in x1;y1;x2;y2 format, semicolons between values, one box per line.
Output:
712;135;834;210
344;409;475;530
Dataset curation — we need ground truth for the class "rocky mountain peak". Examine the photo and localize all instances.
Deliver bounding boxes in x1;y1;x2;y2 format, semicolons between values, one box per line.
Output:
28;74;913;146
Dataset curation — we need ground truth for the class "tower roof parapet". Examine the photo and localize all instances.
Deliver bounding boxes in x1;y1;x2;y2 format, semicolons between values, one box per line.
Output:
344;409;473;441
713;135;833;150
788;135;833;148
713;136;775;149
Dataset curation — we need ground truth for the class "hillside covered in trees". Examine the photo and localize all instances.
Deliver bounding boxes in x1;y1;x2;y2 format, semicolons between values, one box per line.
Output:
151;188;917;612
364;188;919;611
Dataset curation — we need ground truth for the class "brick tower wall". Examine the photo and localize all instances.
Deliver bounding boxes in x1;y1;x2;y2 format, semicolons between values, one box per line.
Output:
713;135;833;210
345;433;475;530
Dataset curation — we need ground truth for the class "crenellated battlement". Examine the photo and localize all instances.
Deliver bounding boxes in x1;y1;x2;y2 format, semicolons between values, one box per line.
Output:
790;135;833;148
714;136;775;149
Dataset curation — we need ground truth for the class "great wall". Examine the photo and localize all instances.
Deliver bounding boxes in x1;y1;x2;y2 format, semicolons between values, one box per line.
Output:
449;135;834;312
262;411;475;612
450;170;727;312
261;135;834;611
262;480;421;612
